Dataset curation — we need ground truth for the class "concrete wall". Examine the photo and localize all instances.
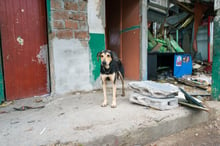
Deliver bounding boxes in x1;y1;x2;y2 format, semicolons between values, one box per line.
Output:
48;0;106;95
49;0;92;94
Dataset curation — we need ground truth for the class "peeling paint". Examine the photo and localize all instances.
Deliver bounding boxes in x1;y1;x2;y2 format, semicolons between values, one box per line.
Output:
37;45;48;64
6;55;10;60
17;36;24;45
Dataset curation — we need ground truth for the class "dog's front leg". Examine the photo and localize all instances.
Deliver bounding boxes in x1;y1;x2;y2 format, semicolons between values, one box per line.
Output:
110;73;117;108
111;82;117;108
101;75;108;107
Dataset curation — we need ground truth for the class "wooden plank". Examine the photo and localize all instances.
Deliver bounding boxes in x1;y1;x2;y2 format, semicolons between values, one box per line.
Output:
179;101;209;112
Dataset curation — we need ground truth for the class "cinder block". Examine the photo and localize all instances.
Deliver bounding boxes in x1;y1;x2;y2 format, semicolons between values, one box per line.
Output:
129;93;178;110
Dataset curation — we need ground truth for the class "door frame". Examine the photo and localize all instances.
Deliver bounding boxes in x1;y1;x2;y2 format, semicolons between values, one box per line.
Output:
140;0;148;80
0;30;5;103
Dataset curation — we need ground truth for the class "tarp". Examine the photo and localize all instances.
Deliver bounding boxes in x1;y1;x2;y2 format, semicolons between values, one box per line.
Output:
128;81;179;99
128;81;180;110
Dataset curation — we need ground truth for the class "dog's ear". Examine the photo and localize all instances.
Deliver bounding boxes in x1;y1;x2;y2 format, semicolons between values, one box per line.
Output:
97;52;102;61
111;51;119;62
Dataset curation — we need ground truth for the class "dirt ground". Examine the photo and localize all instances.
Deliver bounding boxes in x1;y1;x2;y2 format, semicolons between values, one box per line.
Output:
146;117;220;146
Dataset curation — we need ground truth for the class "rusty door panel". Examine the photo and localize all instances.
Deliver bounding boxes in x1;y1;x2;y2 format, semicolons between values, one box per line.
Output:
106;0;121;57
0;0;49;100
122;0;140;30
122;29;140;80
121;0;140;80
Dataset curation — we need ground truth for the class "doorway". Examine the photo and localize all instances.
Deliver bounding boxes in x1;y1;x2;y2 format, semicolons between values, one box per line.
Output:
106;0;140;80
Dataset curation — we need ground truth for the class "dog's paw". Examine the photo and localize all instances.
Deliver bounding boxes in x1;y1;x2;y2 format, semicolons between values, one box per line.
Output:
111;102;117;108
111;104;117;108
101;102;108;107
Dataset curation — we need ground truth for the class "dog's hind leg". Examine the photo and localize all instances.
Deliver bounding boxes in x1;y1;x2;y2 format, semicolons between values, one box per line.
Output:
101;76;108;107
118;72;125;96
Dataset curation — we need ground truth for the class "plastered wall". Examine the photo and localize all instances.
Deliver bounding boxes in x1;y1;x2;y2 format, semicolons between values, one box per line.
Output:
52;38;92;94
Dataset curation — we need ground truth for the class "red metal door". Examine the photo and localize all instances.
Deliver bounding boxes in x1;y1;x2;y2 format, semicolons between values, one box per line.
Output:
0;0;49;100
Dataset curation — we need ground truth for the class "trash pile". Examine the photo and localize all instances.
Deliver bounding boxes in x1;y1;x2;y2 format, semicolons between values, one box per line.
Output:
173;60;212;94
156;59;212;99
193;60;212;74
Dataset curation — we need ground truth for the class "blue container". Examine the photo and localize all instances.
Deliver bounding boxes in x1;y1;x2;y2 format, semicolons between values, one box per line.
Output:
173;54;192;78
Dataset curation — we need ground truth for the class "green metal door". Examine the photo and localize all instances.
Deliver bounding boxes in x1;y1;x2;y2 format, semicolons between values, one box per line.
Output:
0;34;5;103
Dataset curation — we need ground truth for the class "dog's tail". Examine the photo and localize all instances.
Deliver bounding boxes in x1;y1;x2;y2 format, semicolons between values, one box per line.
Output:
111;51;124;78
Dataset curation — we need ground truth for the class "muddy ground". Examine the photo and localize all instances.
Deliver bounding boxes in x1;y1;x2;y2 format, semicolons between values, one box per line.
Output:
146;117;220;146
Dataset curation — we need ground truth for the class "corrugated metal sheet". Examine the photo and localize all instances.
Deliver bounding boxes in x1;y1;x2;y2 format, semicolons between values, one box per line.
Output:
196;26;208;61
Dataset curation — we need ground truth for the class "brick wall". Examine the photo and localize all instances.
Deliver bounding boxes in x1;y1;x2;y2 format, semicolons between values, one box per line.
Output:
50;0;89;46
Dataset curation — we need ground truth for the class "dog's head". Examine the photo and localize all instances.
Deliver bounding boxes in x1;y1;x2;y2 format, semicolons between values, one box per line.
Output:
97;50;113;68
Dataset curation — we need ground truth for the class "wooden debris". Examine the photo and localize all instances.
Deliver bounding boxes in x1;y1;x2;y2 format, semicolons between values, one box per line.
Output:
174;77;208;90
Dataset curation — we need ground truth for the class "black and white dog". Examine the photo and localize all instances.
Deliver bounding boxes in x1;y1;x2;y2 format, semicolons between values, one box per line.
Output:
97;50;125;108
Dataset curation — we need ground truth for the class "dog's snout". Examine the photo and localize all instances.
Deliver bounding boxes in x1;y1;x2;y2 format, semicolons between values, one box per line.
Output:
102;61;107;65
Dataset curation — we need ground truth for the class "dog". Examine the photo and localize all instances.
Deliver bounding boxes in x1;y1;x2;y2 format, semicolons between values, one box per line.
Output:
97;50;125;108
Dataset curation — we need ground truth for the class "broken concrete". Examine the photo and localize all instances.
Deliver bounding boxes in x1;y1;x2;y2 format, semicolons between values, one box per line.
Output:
0;84;219;146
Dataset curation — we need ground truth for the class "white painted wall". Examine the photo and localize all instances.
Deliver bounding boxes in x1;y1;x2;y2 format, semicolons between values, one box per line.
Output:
52;38;92;94
88;0;105;34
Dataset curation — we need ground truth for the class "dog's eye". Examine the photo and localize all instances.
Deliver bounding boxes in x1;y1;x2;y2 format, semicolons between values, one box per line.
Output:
101;55;104;58
107;54;110;57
